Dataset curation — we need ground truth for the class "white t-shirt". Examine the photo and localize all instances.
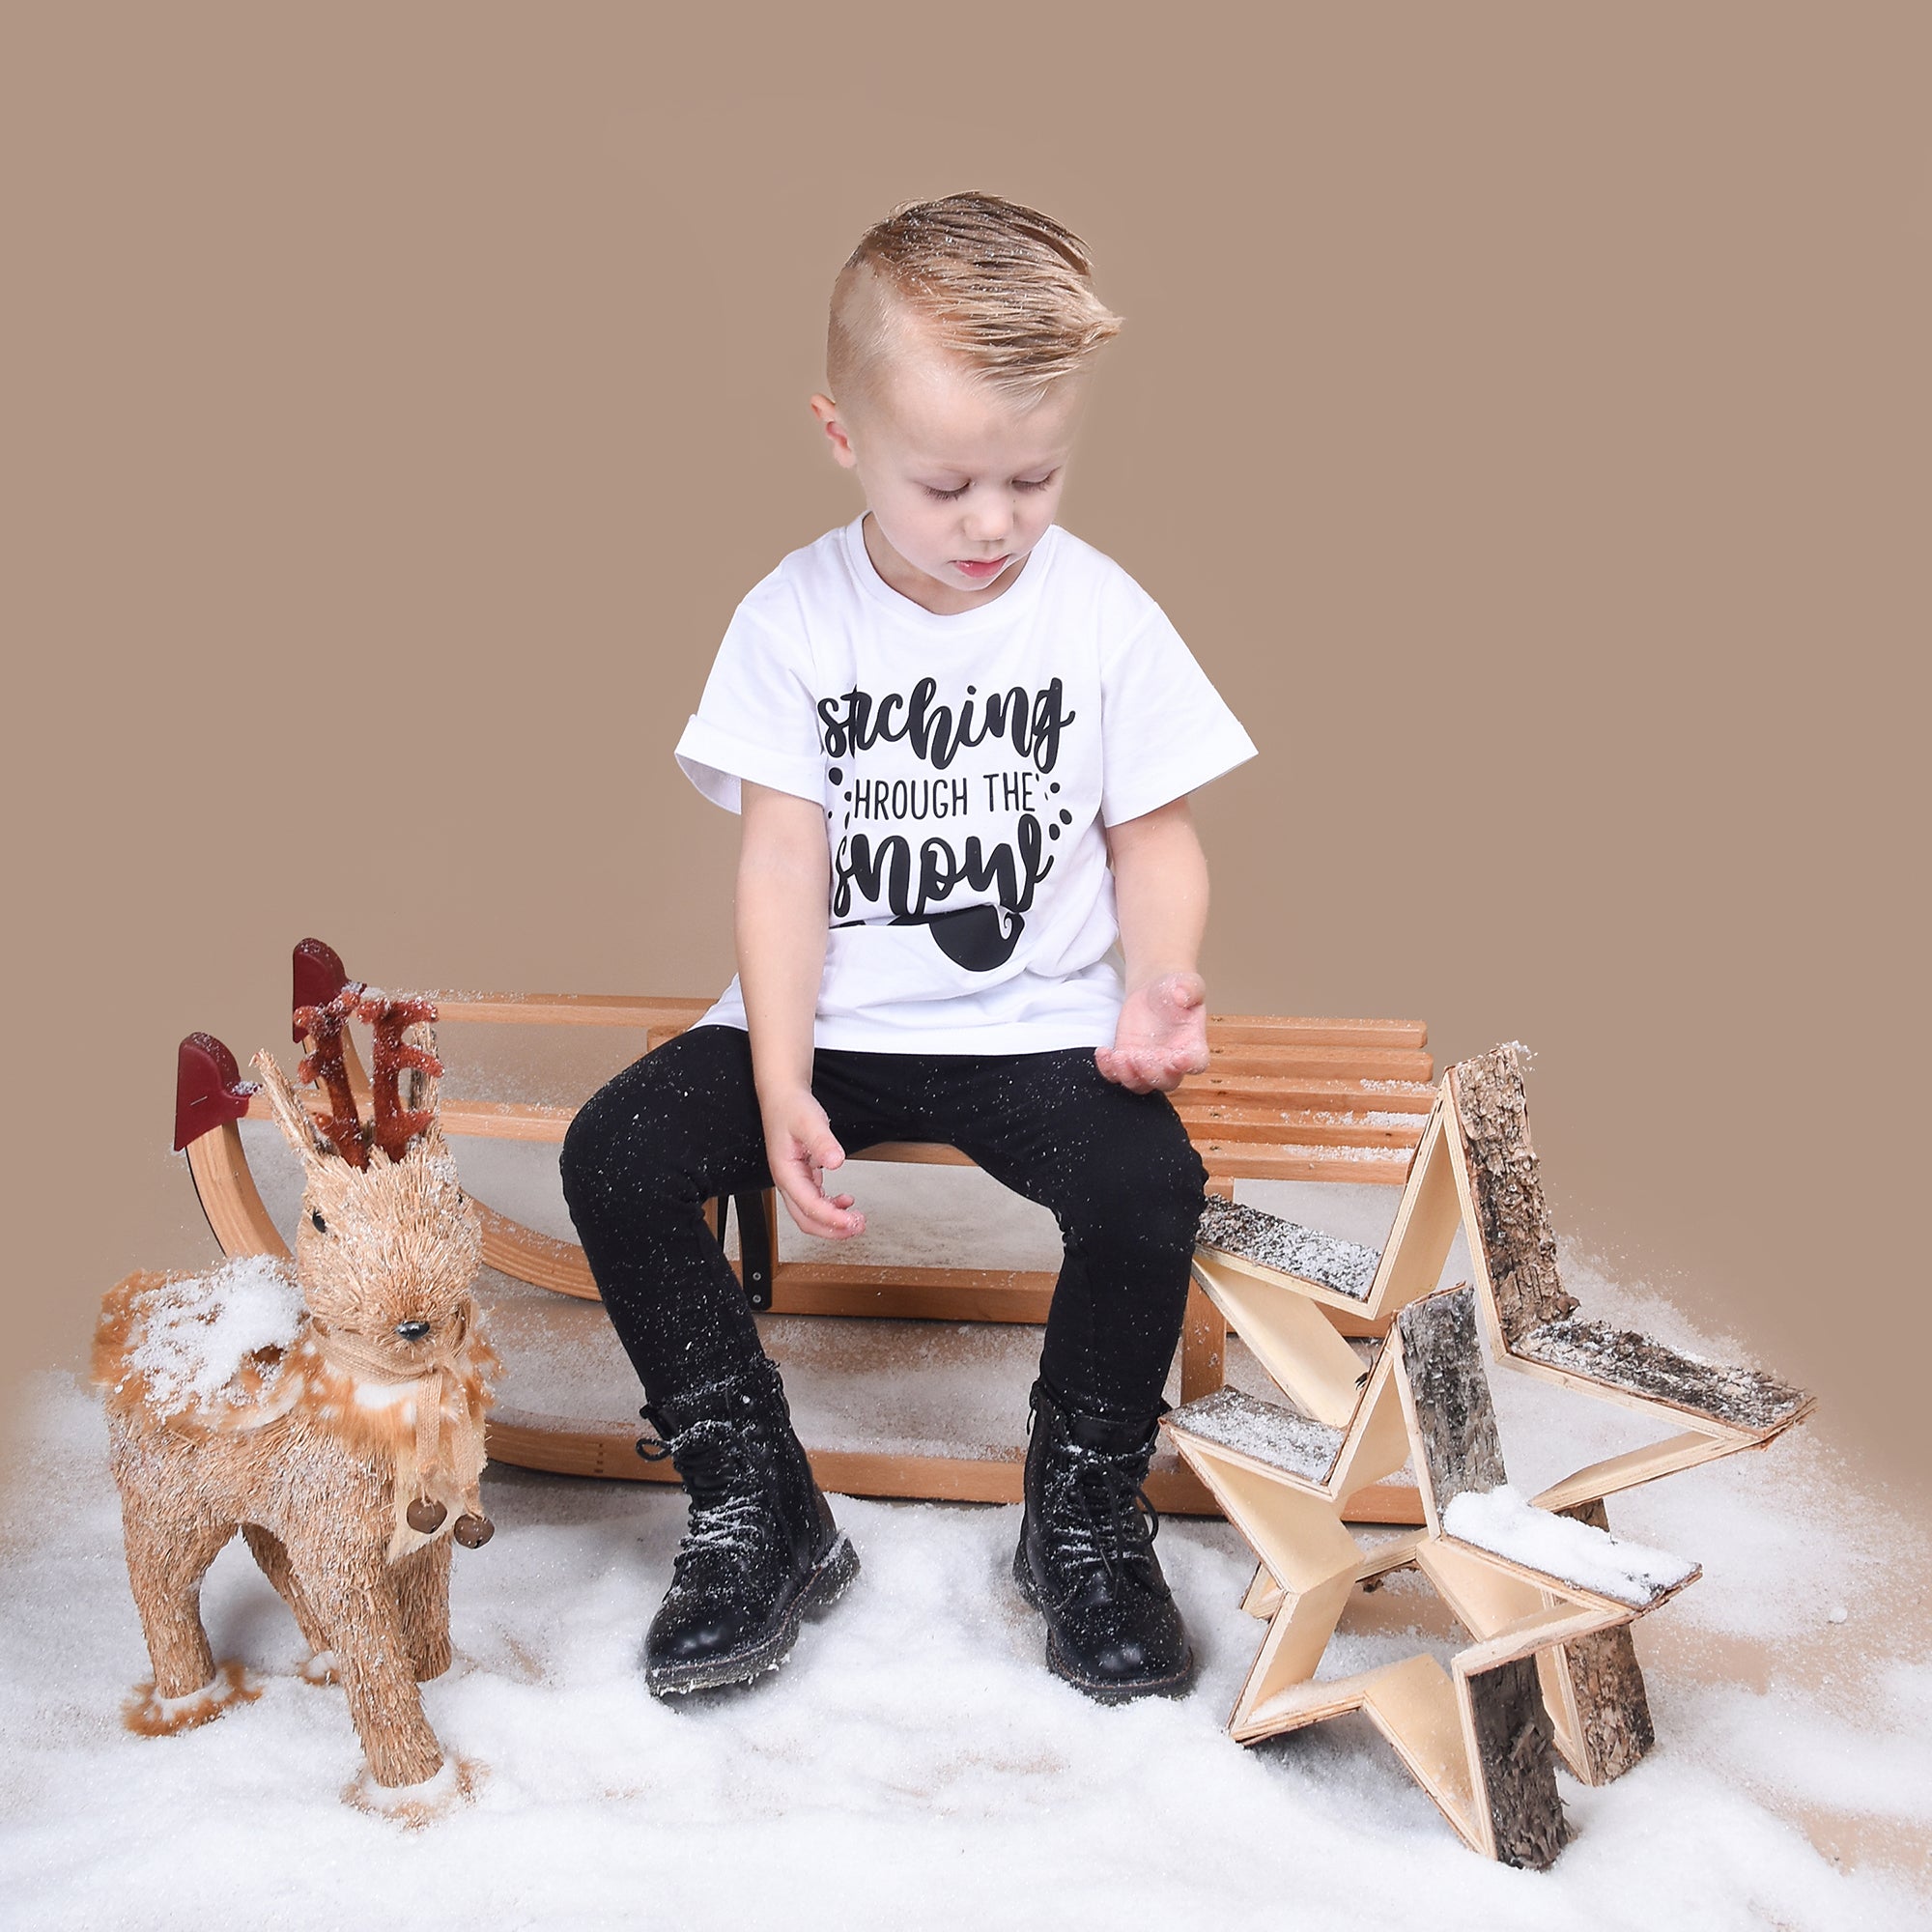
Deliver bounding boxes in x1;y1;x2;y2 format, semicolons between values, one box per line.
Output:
674;516;1257;1054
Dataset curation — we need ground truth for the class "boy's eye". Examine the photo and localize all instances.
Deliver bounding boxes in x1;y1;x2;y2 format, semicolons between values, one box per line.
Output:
924;472;1056;501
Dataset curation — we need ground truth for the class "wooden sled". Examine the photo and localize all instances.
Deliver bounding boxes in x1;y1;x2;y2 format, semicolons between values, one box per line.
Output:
175;940;1437;1520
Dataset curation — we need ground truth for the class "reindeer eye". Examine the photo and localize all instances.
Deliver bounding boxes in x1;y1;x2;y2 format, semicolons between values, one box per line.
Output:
309;1209;328;1234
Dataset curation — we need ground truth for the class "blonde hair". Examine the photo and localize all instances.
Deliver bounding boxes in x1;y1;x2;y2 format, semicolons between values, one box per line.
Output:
828;192;1122;409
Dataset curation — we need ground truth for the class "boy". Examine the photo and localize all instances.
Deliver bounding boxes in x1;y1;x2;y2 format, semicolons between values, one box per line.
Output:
561;194;1255;1704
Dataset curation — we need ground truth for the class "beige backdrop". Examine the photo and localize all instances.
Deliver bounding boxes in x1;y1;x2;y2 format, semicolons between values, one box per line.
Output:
4;5;1924;1501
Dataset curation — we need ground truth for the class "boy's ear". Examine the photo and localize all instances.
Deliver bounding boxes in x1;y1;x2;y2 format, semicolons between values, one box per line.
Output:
809;393;858;469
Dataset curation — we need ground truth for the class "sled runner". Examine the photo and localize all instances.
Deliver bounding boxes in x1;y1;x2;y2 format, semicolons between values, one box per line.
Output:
175;940;1438;1520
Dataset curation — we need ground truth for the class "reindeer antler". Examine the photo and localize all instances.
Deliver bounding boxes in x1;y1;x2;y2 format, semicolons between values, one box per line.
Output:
360;992;442;1163
296;983;370;1168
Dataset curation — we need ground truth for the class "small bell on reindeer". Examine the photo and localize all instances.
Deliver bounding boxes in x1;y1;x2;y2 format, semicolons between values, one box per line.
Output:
97;988;497;1824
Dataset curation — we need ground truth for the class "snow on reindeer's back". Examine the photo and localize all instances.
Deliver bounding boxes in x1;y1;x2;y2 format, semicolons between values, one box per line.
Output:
104;1256;304;1421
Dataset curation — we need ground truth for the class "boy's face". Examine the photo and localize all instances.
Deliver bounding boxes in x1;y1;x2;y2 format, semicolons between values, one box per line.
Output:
810;344;1083;615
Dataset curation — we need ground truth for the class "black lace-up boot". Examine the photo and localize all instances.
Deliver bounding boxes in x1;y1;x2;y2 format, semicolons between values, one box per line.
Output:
1013;1378;1195;1702
637;1355;859;1696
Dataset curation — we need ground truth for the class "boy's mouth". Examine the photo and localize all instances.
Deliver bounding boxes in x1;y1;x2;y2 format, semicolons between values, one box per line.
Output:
952;554;1010;582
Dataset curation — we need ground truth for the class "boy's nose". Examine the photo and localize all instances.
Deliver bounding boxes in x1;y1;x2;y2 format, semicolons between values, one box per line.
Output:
961;502;1011;544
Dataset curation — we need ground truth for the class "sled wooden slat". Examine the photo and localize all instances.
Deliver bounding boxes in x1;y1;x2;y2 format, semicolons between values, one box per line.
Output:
1205;1043;1435;1081
429;993;710;1028
1196;1015;1430;1049
425;997;1426;1053
247;1087;1429;1174
1180;1072;1437;1111
1173;1107;1423;1150
766;1262;1391;1334
1196;1141;1415;1185
849;1140;975;1167
768;1264;1058;1323
483;1406;1423;1520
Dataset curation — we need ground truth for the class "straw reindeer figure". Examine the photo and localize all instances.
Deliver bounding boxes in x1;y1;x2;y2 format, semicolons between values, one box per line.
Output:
96;988;496;1816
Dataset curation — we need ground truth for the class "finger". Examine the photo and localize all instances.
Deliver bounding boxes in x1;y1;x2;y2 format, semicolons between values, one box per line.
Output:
789;1143;867;1237
773;1146;846;1229
781;1174;863;1238
1156;1042;1208;1088
810;1197;866;1238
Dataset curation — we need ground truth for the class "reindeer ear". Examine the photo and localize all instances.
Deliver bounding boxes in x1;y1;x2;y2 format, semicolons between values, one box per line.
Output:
250;1050;333;1167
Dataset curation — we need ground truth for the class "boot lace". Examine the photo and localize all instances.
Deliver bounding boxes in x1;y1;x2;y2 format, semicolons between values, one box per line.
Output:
1049;1437;1163;1593
663;1416;786;1584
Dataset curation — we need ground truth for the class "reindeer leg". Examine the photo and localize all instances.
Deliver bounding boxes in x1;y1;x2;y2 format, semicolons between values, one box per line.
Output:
121;1502;235;1701
242;1523;336;1675
292;1539;444;1788
391;1538;453;1682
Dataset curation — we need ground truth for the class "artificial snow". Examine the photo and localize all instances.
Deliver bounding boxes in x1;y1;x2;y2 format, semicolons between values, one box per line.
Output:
6;1143;1929;1928
1441;1484;1698;1607
1167;1386;1344;1484
118;1256;304;1417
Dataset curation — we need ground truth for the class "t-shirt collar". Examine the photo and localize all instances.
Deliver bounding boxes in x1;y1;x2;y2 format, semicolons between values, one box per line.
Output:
841;514;1061;634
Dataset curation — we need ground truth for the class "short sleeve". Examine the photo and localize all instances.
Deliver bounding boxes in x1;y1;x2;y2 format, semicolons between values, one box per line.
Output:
1099;605;1258;826
673;588;825;814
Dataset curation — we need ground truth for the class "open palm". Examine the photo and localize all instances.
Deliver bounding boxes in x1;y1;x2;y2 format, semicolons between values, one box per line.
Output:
1095;972;1210;1094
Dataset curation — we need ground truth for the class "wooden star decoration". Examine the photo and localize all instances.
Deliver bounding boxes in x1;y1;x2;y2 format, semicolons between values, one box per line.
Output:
1167;1042;1811;1861
1171;1286;1698;1865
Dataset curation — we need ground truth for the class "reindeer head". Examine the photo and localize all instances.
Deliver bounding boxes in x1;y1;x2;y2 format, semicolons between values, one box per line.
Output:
252;990;481;1373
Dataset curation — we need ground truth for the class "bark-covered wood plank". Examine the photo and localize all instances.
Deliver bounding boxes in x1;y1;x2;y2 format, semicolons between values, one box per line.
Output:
1516;1319;1812;1435
1451;1045;1577;1346
1467;1656;1570;1869
1398;1289;1507;1514
1553;1500;1656;1784
1195;1198;1382;1300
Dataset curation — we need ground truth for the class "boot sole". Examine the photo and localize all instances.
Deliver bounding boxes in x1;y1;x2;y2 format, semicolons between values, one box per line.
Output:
1011;1538;1197;1706
646;1532;861;1698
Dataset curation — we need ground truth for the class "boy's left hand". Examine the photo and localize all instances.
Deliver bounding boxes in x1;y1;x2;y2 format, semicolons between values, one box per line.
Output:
1095;972;1210;1094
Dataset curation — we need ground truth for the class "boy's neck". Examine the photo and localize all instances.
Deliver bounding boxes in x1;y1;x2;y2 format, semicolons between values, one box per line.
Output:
861;513;1030;616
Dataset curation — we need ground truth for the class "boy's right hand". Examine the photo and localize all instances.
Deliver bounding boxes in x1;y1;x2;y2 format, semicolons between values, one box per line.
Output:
762;1090;866;1240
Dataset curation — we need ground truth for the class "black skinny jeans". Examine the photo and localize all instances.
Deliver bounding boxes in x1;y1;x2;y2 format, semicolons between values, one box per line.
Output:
559;1024;1208;1423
